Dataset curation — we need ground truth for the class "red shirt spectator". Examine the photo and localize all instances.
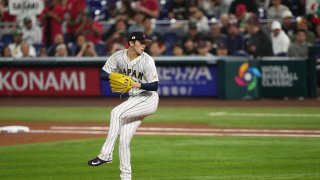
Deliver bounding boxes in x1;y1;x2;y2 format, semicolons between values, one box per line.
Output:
65;0;86;34
136;0;159;18
0;0;16;24
40;0;65;46
77;12;103;44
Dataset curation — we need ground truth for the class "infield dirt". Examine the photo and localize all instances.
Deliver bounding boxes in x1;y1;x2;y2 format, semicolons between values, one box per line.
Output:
0;97;319;146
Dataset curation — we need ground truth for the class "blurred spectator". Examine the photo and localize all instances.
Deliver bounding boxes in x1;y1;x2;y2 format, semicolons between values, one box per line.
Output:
216;42;228;56
294;17;316;45
172;43;184;56
267;0;291;20
183;22;202;42
0;0;15;45
235;4;253;33
0;45;11;57
224;21;245;55
16;15;38;28
47;34;66;56
288;29;310;57
255;0;269;9
128;11;145;32
104;3;119;22
0;0;16;24
182;37;196;55
76;41;97;57
106;42;126;55
38;47;48;57
189;5;209;33
147;42;166;56
103;19;128;41
8;29;36;58
117;0;136;19
74;35;85;54
168;0;189;20
76;11;103;44
135;0;159;19
196;40;213;56
309;0;320;25
315;24;320;45
55;44;68;57
40;0;65;47
8;29;22;57
283;0;304;17
281;10;296;37
64;0;86;43
270;20;290;56
306;0;318;15
20;42;33;57
207;22;227;53
75;35;97;57
198;0;229;18
22;16;42;45
246;14;273;57
229;0;258;15
219;13;230;34
208;22;227;42
104;20;127;55
143;16;162;41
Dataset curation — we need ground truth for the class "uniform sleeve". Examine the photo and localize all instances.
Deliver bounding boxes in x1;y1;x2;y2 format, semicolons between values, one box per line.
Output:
145;56;159;83
102;55;117;73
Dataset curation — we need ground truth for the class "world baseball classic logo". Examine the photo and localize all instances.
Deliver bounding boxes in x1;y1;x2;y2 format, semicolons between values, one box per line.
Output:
234;62;261;91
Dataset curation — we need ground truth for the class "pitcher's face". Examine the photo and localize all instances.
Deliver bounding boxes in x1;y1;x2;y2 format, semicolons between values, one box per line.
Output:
132;40;146;55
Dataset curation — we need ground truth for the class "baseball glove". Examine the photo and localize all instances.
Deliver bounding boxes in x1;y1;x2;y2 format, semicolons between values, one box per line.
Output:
109;72;133;93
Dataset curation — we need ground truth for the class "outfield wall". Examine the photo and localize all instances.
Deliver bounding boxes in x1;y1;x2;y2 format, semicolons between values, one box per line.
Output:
0;51;317;99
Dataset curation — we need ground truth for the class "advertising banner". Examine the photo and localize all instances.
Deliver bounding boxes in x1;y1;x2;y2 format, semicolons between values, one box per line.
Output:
218;60;260;99
259;60;307;97
101;66;218;97
0;67;100;96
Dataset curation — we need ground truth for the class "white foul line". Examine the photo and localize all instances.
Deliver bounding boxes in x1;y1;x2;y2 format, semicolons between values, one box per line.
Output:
26;127;320;138
208;112;320;118
50;126;320;134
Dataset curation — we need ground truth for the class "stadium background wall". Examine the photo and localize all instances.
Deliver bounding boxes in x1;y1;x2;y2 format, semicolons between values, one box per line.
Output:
0;50;317;98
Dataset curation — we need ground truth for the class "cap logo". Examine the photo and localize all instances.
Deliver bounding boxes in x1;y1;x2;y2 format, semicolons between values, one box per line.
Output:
132;36;136;39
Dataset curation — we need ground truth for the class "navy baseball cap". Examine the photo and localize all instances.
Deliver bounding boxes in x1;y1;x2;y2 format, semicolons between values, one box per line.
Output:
127;31;151;44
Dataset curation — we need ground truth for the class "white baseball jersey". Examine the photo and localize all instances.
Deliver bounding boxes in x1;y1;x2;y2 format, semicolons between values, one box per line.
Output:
99;49;159;180
102;49;159;96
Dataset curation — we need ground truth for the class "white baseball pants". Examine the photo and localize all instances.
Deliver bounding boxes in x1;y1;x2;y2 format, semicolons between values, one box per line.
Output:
98;91;159;180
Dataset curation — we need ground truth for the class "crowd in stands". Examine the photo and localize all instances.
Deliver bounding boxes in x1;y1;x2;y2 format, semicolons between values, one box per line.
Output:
0;0;320;58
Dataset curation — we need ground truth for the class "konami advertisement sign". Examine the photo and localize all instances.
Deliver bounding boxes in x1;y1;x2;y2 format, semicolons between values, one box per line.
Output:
0;67;100;96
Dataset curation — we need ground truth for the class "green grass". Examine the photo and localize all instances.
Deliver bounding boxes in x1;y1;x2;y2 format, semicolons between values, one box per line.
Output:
0;106;320;179
0;107;320;129
0;137;319;180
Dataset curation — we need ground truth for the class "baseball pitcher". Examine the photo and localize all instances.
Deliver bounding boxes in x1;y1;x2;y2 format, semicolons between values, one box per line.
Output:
88;31;159;180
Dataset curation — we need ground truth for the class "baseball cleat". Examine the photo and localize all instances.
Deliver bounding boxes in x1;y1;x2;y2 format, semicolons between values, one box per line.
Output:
88;157;112;166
